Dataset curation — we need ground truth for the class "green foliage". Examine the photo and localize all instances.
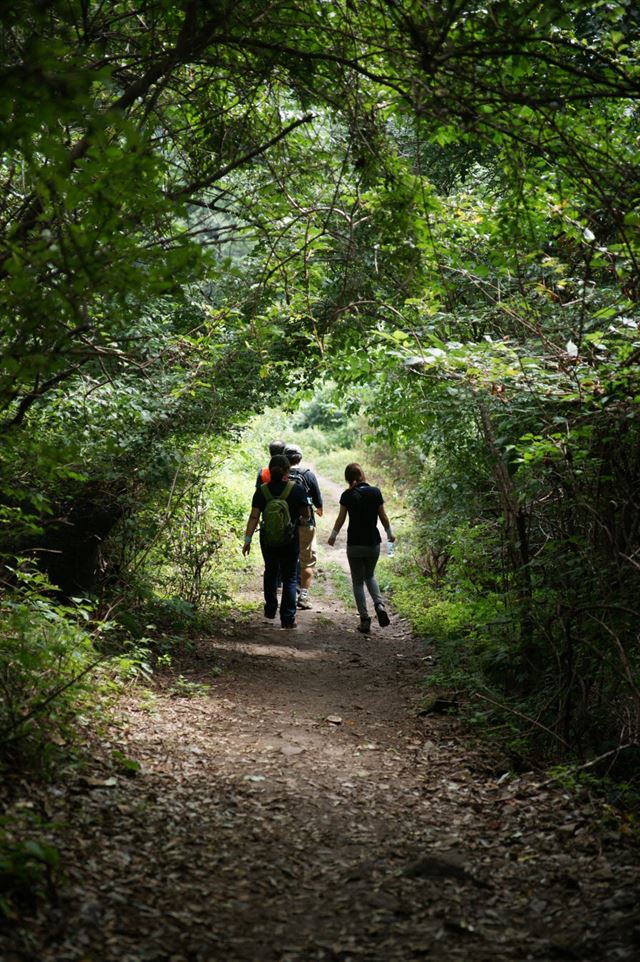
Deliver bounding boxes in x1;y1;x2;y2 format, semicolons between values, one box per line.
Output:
147;469;246;610
168;674;217;699
111;750;141;778
88;424;267;674
0;814;61;920
546;764;640;819
293;382;365;449
385;557;512;693
0;572;101;772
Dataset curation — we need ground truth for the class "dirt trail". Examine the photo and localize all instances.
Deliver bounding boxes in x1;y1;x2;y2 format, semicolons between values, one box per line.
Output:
3;476;637;961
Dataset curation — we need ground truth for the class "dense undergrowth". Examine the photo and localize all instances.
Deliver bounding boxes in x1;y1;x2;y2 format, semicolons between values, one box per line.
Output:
288;392;640;805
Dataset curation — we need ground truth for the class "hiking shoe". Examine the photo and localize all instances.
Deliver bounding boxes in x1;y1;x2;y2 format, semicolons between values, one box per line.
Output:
297;590;312;610
357;616;371;634
375;604;390;627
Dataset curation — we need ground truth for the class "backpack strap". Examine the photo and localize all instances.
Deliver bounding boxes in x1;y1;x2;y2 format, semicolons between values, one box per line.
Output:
290;467;310;489
279;481;294;501
262;481;294;502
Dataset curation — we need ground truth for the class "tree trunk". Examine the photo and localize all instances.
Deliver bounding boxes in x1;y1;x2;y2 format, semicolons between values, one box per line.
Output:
476;400;535;666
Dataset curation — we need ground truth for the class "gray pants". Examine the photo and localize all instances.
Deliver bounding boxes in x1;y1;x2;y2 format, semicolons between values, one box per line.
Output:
346;545;383;618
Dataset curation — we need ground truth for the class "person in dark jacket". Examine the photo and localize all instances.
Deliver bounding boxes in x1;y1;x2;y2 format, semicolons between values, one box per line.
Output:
256;439;286;487
243;454;310;629
284;443;323;610
327;462;395;634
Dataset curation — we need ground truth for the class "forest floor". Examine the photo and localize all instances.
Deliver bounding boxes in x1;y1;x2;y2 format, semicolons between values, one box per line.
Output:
2;475;638;962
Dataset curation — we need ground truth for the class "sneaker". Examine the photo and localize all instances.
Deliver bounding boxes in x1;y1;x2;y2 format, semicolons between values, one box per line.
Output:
281;621;297;630
357;616;371;634
297;590;312;610
375;604;390;627
264;606;277;619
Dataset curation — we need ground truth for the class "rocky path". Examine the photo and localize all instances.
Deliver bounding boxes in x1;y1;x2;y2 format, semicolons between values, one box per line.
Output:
2;477;637;962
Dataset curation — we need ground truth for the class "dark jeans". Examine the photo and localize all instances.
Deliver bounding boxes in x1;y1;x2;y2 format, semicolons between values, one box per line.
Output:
260;535;299;626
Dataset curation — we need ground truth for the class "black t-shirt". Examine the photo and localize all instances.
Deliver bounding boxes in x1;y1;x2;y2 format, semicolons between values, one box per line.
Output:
288;466;323;524
252;479;309;548
339;483;384;546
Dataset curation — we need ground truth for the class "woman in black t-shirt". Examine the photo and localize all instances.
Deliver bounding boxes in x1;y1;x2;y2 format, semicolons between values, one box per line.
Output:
327;463;395;634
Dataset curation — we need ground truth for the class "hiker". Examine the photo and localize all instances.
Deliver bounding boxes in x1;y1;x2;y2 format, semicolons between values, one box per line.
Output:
284;443;323;610
243;454;310;629
327;462;395;634
256;439;286;487
256;440;287;589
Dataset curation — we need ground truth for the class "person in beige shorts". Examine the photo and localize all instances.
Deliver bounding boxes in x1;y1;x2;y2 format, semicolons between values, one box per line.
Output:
284;444;323;610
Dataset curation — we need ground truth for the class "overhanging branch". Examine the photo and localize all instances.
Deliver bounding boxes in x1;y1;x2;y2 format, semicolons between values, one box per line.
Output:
167;112;315;201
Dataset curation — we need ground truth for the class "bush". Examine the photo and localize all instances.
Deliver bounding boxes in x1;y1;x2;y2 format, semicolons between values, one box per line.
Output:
386;557;511;689
0;570;102;773
292;381;365;449
100;435;252;631
150;480;245;609
0;814;61;920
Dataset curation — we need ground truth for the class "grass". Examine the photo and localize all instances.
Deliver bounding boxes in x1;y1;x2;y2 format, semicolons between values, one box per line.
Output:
315;614;334;626
168;675;215;698
322;560;353;607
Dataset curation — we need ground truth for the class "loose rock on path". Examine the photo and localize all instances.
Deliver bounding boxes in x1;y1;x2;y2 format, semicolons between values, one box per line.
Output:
2;477;637;961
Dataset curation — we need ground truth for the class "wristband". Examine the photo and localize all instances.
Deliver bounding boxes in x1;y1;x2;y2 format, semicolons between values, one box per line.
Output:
243;535;252;544
330;528;340;541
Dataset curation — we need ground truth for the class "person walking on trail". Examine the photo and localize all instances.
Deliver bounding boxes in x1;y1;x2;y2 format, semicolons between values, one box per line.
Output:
284;443;323;611
243;454;310;629
327;462;395;634
256;439;286;487
256;440;287;588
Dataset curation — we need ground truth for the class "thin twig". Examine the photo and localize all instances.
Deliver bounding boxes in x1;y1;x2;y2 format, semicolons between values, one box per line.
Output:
474;691;572;749
538;743;638;787
1;652;112;742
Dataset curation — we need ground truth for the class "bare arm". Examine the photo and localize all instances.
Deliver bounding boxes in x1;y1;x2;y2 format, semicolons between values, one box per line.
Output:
308;471;323;517
242;507;261;555
378;505;395;541
327;505;347;545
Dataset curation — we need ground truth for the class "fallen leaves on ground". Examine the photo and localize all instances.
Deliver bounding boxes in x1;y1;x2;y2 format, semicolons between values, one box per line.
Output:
1;565;638;962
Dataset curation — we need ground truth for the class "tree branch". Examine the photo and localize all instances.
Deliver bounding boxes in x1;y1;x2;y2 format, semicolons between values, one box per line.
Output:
167;112;315;200
0;364;84;433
